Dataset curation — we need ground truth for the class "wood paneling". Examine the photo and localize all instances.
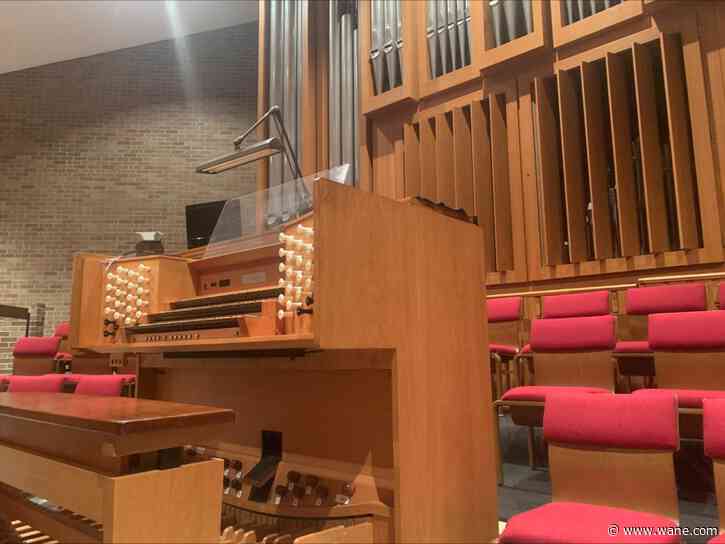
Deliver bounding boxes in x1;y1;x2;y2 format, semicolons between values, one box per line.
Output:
435;112;455;207
581;59;615;259
632;40;670;253
490;93;514;271
403;123;421;198
471;99;497;274
453;106;475;216
419;117;437;201
606;50;641;257
557;68;589;262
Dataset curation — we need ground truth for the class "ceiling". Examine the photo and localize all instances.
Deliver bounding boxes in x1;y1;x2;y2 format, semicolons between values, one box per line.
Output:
0;0;259;75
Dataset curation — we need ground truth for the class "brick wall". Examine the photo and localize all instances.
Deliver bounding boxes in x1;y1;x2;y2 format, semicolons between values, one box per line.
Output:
0;23;259;372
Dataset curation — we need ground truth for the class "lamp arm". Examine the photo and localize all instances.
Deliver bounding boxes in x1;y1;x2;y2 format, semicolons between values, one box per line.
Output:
232;107;277;149
232;105;303;181
270;107;303;180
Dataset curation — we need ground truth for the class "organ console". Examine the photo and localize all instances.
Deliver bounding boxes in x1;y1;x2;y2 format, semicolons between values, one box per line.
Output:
68;178;497;542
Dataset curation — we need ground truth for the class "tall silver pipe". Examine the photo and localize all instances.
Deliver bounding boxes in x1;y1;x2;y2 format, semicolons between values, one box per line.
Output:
447;0;459;69
395;0;403;85
522;0;533;34
437;0;450;74
383;0;398;88
489;0;504;47
370;0;385;94
456;0;468;67
340;13;355;177
427;0;439;78
268;0;282;189
502;0;518;43
352;20;359;184
329;0;341;168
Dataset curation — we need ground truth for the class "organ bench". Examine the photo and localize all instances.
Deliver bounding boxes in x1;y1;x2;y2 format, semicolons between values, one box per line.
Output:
0;393;234;543
69;178;498;543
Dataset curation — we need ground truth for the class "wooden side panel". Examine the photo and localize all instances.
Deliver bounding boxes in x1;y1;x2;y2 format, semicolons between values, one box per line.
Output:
633;41;670;253
314;182;498;542
557;69;589;262
661;33;699;250
471;100;497;274
70;253;107;350
419;117;437;201
581;60;615;259
606;51;641;257
103;460;222;544
490;93;514;271
453;107;475;216
435;113;456;207
534;77;567;266
403;123;421;198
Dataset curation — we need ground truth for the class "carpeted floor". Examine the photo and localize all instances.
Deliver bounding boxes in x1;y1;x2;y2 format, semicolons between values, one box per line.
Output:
496;414;720;543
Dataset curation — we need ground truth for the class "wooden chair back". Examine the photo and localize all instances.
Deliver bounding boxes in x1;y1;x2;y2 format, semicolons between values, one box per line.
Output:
546;394;679;521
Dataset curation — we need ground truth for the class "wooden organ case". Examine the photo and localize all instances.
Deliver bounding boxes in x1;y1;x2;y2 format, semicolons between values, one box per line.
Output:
70;179;497;543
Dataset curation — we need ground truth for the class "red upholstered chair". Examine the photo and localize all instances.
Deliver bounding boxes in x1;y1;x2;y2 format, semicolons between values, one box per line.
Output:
494;314;616;470
616;283;707;392
500;394;680;543
12;335;61;376
516;290;612;384
3;374;66;393
633;310;725;439
705;399;725;542
66;374;136;397
487;296;525;400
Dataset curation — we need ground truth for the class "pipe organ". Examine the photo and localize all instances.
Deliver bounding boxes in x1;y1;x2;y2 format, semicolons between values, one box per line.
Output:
70;179;497;542
320;0;725;290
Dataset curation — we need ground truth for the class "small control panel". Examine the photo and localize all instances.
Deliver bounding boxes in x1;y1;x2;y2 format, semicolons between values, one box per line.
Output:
102;261;153;339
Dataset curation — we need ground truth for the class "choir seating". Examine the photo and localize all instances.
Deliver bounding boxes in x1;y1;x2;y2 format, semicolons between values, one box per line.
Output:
11;335;60;376
494;311;616;469
0;373;135;396
633;310;725;439
705;399;725;543
616;283;707;392
514;290;611;377
487;296;524;400
499;394;680;543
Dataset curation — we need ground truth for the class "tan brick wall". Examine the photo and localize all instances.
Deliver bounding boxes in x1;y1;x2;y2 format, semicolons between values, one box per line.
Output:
0;23;259;372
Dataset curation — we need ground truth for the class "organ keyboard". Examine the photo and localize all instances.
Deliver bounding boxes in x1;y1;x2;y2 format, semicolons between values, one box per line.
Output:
70;178;498;542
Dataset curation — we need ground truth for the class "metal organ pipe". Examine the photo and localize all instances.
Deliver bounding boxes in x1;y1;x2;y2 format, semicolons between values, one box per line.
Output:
330;1;359;185
427;0;472;77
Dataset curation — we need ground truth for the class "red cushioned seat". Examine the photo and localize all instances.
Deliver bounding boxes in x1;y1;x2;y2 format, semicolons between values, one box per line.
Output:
53;322;71;337
626;283;706;315
708;535;725;544
520;343;531;354
649;311;725;351
614;340;652;354
73;374;128;396
633;388;725;409
501;386;611;403
531;315;616;352
12;336;61;357
6;374;65;393
54;352;73;361
704;399;725;459
490;343;518;356
541;290;610;319
500;501;679;543
545;394;679;450
487;297;522;323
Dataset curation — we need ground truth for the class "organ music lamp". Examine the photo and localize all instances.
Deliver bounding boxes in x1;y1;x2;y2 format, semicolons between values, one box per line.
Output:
195;105;302;179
